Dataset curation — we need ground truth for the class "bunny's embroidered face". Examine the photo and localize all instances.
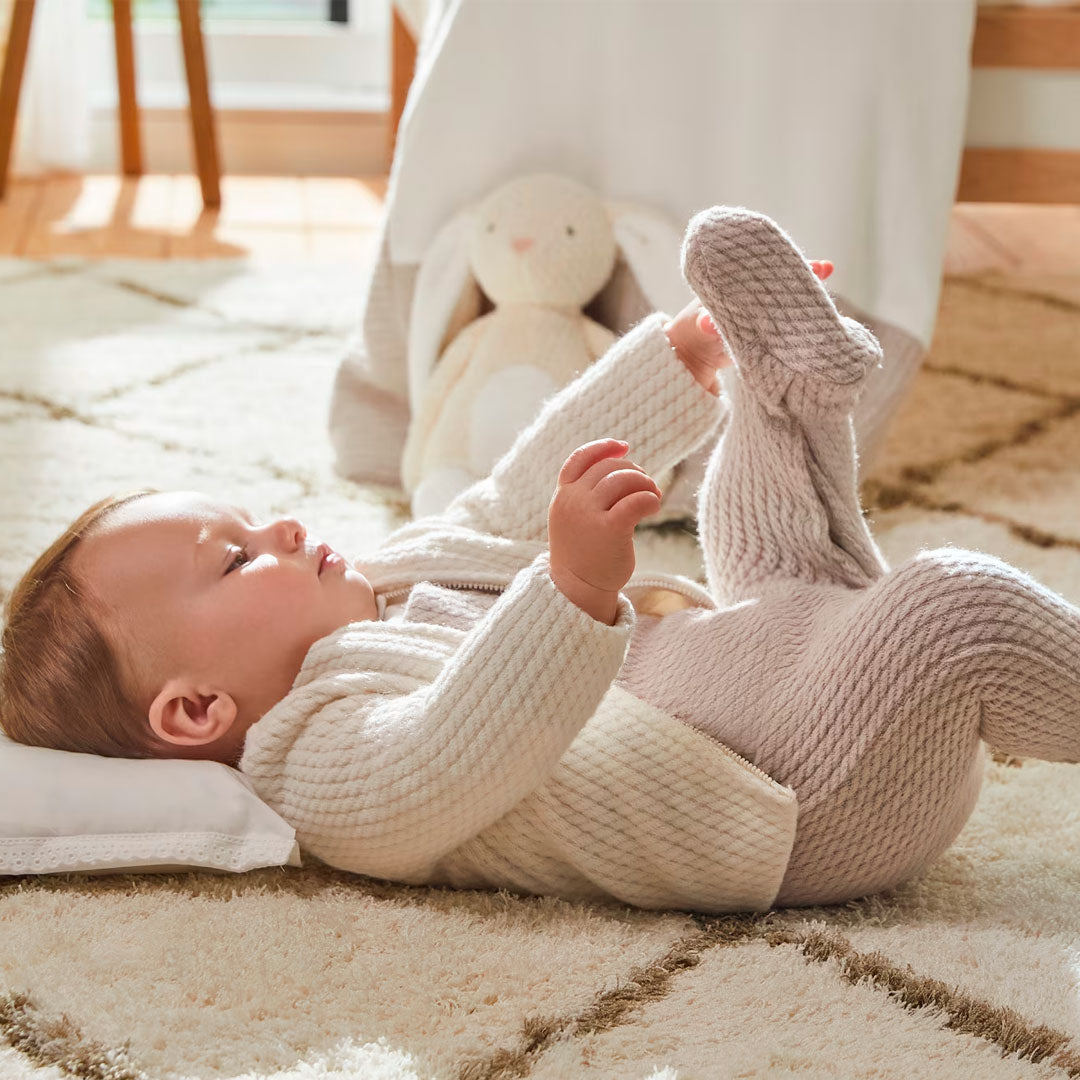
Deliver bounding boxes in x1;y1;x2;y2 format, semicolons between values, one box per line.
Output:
468;173;617;309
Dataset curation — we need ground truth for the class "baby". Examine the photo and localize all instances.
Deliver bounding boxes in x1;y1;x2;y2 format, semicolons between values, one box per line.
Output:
3;208;1078;914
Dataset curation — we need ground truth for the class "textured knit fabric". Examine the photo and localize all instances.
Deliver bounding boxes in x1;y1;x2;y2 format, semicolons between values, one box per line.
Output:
240;311;799;915
252;204;1080;913
616;548;1080;906
615;207;1080;907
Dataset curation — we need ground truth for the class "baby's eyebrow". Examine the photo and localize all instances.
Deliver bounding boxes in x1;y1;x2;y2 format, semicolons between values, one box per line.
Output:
192;506;257;572
192;522;214;575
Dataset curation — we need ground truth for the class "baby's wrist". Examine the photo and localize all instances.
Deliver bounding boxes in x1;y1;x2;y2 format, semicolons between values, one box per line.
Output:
663;321;720;397
549;564;620;626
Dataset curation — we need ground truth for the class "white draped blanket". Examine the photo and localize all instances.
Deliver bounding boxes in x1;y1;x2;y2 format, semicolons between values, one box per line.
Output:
389;0;976;350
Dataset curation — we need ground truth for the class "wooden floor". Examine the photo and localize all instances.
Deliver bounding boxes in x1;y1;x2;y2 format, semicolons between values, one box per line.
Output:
947;202;1080;274
1;174;1079;273
0;174;388;263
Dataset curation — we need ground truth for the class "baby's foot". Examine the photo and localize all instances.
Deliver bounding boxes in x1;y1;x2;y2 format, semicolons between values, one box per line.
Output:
681;207;881;388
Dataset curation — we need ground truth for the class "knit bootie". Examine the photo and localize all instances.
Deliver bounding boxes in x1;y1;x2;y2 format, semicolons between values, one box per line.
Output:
681;207;882;406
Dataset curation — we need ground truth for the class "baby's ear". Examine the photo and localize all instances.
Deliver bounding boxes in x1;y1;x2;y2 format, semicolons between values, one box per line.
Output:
148;679;238;747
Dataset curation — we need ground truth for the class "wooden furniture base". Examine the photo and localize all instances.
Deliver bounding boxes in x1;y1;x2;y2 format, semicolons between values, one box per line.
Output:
0;0;221;207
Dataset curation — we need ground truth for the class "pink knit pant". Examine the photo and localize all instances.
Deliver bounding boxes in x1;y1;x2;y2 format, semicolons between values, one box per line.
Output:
619;342;1080;908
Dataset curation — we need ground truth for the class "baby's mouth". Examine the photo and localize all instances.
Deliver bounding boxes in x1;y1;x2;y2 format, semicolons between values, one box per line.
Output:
317;543;343;575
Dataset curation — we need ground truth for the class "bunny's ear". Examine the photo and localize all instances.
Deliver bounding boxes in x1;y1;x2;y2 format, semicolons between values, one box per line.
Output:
589;202;692;333
406;205;484;417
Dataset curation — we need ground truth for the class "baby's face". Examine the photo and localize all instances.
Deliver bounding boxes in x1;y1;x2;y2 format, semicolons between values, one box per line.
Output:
73;491;377;750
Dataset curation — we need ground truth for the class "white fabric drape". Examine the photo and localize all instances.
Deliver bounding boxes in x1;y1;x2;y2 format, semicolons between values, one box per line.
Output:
387;0;977;351
11;0;93;176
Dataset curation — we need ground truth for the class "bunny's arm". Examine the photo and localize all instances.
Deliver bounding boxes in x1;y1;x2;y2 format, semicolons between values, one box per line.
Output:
441;313;726;542
582;316;617;361
401;319;490;492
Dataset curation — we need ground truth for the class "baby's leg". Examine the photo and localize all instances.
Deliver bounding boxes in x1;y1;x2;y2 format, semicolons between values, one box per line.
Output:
682;208;888;602
766;548;1080;907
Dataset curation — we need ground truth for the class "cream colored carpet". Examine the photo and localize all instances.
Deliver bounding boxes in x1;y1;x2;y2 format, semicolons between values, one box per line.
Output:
0;259;1077;1079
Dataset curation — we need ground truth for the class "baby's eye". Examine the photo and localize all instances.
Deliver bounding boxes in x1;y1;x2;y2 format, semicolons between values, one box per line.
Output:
225;546;250;574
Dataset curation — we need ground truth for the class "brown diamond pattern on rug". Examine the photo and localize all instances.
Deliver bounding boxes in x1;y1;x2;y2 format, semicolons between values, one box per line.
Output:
1;260;1077;1079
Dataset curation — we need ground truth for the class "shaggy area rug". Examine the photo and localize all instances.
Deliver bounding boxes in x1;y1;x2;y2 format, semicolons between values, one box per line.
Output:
0;257;1077;1079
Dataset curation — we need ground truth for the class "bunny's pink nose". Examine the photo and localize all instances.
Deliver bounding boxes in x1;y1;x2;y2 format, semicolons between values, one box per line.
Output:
510;237;534;254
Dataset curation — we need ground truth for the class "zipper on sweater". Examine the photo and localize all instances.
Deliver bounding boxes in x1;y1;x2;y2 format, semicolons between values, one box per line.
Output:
626;575;715;607
382;577;705;605
713;738;790;792
376;581;506;603
673;715;790;792
377;578;782;792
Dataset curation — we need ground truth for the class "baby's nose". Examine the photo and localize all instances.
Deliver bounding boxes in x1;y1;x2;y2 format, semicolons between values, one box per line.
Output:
510;236;534;254
275;517;305;549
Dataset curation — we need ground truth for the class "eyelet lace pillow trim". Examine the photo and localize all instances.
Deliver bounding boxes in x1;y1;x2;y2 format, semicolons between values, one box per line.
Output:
0;832;301;874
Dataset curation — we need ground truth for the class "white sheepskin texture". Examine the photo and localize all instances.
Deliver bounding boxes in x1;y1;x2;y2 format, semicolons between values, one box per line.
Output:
0;259;1077;1079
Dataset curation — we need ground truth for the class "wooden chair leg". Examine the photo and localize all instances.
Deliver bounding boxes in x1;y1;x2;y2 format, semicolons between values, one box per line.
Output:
0;0;36;200
176;0;220;209
112;0;142;175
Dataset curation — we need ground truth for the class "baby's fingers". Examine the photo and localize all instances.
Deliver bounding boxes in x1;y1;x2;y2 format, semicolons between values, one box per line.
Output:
559;439;628;486
607;488;662;532
595;468;662;513
580;455;649;493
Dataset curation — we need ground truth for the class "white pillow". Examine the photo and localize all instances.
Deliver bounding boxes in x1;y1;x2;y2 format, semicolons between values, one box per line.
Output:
0;731;301;875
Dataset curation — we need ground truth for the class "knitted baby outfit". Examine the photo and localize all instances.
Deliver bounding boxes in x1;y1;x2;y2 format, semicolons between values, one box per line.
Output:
620;207;1080;905
242;207;1080;912
241;305;799;915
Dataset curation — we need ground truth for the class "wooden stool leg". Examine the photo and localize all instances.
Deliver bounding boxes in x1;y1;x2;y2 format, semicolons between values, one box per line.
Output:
0;0;36;200
389;6;417;166
176;0;220;209
112;0;142;175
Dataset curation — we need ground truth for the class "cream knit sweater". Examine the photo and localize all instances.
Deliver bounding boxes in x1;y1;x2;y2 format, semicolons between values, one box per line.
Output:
239;315;799;913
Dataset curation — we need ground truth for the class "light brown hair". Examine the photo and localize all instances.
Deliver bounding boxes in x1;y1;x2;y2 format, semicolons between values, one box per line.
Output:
0;490;169;759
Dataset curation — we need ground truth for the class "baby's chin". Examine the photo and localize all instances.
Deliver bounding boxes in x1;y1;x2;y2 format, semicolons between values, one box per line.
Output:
342;564;380;621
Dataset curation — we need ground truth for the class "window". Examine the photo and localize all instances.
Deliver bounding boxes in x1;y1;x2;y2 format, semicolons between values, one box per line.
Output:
86;0;387;112
88;0;349;22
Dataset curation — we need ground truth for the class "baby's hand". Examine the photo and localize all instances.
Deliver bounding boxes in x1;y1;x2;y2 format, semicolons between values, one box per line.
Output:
548;439;662;625
665;259;835;393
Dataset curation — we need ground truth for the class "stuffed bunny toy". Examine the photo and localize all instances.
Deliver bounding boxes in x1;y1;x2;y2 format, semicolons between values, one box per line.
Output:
400;172;707;518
